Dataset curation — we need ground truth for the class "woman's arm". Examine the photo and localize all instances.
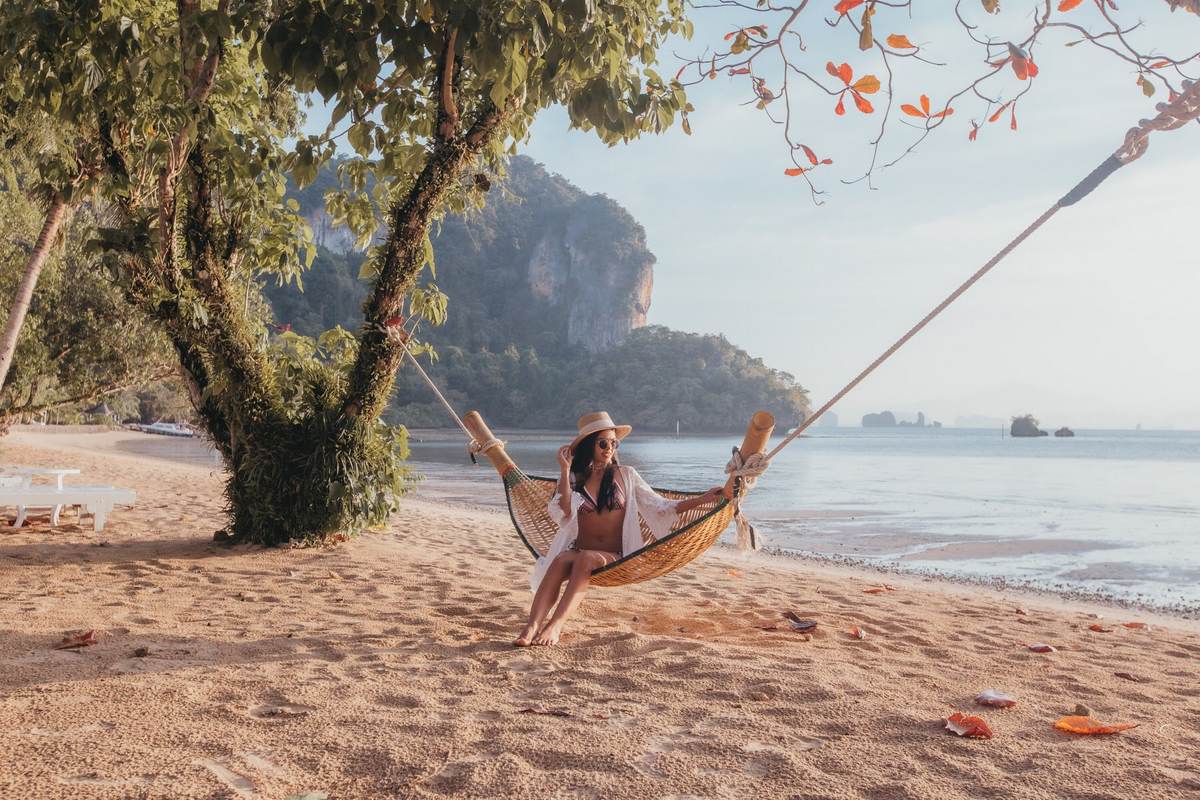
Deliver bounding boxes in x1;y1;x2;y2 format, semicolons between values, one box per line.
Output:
674;486;726;514
556;445;572;518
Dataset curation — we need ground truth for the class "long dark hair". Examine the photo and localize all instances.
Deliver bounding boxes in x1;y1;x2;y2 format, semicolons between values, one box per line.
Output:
570;430;621;511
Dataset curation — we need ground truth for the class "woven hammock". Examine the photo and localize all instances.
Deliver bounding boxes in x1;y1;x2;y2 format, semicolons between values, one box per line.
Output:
498;464;738;587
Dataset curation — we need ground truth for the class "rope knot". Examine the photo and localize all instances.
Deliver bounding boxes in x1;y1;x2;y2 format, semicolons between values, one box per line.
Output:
724;446;770;553
468;437;505;456
725;447;770;491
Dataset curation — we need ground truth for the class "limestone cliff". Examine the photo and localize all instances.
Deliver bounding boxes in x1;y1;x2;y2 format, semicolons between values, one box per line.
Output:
282;156;656;356
428;157;655;355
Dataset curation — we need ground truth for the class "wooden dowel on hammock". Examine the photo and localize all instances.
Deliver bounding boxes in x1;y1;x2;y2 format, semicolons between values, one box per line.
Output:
723;411;775;498
462;410;517;476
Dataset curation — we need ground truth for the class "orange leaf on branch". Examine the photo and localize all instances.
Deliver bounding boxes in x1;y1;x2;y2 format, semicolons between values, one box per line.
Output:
834;0;865;15
1054;716;1139;735
887;34;916;49
784;167;807;176
852;75;881;94
1006;43;1039;80
901;94;954;120
1058;0;1085;10
827;61;854;85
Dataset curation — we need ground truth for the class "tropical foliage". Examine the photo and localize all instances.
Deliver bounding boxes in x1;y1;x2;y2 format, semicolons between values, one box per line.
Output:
0;0;691;545
0;165;175;427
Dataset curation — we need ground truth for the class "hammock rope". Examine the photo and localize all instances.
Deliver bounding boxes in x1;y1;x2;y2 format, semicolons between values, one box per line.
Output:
399;80;1199;587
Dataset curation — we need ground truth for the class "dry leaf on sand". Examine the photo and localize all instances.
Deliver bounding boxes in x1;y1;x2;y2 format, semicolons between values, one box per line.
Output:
782;611;818;633
945;712;993;738
1026;643;1056;653
518;705;572;718
1054;716;1138;735
975;689;1018;708
848;626;867;640
55;630;100;650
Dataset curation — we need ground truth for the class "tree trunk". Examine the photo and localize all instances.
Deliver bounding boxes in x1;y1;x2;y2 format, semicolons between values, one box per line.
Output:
0;194;67;391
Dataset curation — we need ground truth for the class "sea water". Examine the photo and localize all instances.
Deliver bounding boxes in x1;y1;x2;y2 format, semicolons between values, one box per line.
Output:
405;427;1200;611
118;427;1200;611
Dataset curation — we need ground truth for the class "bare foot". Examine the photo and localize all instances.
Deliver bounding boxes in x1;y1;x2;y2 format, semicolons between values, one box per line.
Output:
532;622;563;646
513;622;539;647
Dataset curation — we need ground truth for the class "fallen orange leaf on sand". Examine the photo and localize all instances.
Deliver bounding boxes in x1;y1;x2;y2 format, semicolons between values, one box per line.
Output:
945;712;993;738
54;630;99;650
1026;643;1056;653
1088;624;1114;633
1122;622;1150;630
848;626;867;640
1054;716;1138;735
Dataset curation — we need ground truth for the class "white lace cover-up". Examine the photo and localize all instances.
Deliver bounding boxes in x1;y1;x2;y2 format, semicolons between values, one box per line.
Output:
532;466;678;593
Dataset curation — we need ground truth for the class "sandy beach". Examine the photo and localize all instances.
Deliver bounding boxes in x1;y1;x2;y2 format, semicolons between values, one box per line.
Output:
2;430;1198;799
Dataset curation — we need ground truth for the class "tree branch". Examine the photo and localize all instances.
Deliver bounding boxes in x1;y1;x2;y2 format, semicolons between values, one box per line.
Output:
436;27;460;140
341;97;511;420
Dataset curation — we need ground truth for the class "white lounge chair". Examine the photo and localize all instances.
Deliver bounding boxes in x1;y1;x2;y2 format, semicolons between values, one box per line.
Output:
0;484;137;532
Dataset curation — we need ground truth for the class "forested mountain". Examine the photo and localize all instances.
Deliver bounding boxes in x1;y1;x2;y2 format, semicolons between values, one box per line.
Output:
267;157;809;432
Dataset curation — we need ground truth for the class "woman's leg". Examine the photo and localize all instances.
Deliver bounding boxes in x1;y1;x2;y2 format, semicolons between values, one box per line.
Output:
532;550;615;646
514;551;575;646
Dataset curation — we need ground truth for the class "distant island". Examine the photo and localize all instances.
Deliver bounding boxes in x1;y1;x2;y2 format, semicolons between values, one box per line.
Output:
862;410;941;428
1011;414;1049;437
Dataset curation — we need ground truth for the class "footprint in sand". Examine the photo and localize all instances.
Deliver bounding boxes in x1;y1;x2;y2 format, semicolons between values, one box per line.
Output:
194;758;256;798
56;773;155;788
247;702;315;721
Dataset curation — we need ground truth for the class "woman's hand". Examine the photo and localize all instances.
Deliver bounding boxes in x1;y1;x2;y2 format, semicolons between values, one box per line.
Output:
557;445;572;472
675;486;728;514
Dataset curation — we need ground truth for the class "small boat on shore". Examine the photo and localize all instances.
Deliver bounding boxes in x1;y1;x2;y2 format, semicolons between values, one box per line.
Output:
136;422;196;438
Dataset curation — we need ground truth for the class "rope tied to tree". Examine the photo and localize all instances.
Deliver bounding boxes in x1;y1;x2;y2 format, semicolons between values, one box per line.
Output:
724;446;770;552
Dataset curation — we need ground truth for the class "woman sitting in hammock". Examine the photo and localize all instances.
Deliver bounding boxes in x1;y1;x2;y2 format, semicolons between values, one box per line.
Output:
515;412;723;646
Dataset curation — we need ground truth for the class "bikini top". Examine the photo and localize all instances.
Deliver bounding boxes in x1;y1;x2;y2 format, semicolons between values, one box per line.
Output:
579;481;625;514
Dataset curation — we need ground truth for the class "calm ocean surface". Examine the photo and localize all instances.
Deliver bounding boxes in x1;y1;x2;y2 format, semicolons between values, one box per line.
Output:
121;427;1200;611
403;427;1200;611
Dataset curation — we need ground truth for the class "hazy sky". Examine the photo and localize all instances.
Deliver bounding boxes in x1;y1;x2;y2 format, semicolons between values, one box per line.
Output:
305;3;1198;429
519;3;1199;429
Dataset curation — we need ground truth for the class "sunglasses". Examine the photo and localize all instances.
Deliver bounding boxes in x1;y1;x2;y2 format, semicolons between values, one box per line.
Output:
596;439;620;451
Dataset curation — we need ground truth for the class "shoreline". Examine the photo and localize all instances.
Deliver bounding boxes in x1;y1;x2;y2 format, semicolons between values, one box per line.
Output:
8;428;1199;623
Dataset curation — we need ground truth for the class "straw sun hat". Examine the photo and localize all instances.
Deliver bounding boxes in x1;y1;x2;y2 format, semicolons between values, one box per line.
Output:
568;411;632;454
